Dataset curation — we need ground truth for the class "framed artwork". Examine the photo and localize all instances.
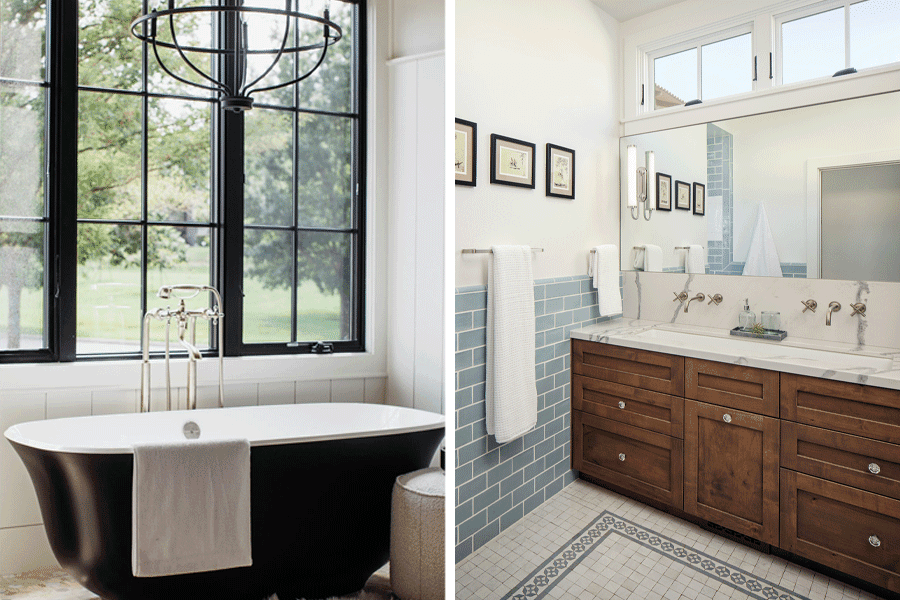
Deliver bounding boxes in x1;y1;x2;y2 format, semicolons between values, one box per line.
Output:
674;180;691;210
546;144;575;199
454;118;477;186
693;182;705;215
656;172;672;211
490;134;535;189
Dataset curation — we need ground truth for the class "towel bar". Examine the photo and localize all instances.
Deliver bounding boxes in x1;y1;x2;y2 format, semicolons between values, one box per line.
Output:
674;246;705;250
461;248;544;254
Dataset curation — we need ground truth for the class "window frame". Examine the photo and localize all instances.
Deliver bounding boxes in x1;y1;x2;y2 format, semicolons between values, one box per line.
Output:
646;22;755;112
0;0;367;364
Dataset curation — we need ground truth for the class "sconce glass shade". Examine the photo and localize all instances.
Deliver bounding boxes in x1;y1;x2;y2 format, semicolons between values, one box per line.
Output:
646;151;655;206
627;145;637;208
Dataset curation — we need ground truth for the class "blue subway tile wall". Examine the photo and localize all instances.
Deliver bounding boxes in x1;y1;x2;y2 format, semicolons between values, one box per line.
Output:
455;273;623;563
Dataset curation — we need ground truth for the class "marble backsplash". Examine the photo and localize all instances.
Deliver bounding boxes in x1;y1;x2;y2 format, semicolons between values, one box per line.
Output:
623;272;900;350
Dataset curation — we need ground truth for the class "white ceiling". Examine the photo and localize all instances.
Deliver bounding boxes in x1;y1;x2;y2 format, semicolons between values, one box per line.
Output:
590;0;688;22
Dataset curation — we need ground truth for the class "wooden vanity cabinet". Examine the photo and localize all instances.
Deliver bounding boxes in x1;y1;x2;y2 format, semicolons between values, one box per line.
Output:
572;338;900;595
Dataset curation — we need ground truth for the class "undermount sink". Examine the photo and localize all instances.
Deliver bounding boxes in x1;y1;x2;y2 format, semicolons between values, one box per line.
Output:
631;328;895;372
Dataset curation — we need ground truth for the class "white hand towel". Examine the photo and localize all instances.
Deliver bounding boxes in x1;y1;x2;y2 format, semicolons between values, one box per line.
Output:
132;438;252;577
742;204;783;277
686;245;705;274
643;244;662;272
592;245;622;316
632;247;645;270
486;245;538;444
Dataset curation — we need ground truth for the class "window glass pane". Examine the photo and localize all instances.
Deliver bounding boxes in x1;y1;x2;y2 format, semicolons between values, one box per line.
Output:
654;47;696;109
243;228;293;343
297;114;353;228
701;33;752;101
78;91;142;219
0;0;45;81
297;231;352;342
1;84;44;217
782;8;844;84
295;0;354;113
850;0;900;70
245;108;293;227
0;220;43;350
145;226;212;350
147;98;212;223
146;0;215;98
79;0;143;90
77;223;142;354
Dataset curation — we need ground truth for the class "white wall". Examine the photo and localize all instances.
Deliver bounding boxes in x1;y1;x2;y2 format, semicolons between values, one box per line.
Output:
391;0;443;57
620;124;707;271
455;0;620;287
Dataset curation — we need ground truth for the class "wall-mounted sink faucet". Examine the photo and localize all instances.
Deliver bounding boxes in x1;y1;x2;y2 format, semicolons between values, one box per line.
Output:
850;302;867;318
685;293;705;313
706;293;723;306
801;299;817;313
826;301;841;326
673;291;688;303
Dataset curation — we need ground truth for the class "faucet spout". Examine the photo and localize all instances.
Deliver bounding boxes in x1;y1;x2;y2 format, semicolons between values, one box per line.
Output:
178;338;203;360
826;301;841;326
685;293;705;313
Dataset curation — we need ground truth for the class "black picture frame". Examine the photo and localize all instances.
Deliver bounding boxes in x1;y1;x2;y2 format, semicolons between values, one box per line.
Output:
454;118;477;186
674;180;691;210
490;134;536;189
545;143;575;199
656;172;672;211
693;182;705;215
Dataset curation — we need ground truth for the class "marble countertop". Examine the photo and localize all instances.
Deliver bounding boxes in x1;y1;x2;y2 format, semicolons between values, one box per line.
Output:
571;318;900;391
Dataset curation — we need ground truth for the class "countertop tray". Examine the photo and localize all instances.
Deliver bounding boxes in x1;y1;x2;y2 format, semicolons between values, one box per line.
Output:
730;327;787;342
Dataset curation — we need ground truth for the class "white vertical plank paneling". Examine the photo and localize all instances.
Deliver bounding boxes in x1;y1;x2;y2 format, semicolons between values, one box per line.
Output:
294;380;332;404
46;389;91;420
258;381;296;405
412;54;445;416
386;59;420;409
0;392;45;528
91;390;137;416
330;378;365;403
0;525;58;574
364;377;387;403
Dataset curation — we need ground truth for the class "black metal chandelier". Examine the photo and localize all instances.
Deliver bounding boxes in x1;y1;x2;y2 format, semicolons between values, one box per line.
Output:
131;0;342;111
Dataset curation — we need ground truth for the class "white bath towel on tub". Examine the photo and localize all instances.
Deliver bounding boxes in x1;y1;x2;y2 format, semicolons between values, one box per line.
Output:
132;438;252;577
486;245;538;444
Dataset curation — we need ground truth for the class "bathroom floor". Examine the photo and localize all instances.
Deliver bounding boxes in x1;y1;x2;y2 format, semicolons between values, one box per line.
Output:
456;479;882;600
0;564;393;600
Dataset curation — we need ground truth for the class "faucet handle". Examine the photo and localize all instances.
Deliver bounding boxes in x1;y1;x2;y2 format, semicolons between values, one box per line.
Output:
801;299;817;313
850;302;867;318
673;291;688;302
706;293;723;306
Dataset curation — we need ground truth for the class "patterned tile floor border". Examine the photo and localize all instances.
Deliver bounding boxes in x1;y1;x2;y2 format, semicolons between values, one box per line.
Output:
500;511;811;600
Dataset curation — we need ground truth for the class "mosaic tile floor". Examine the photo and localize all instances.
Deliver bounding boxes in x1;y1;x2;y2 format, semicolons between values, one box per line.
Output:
0;564;392;600
456;479;883;600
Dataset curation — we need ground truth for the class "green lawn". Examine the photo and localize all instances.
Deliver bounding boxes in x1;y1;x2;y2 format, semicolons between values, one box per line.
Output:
0;246;342;349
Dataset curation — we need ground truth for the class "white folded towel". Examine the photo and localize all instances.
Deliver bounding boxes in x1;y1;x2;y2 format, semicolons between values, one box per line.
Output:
686;244;705;274
590;245;622;316
632;247;645;270
742;204;783;277
486;245;538;444
132;438;252;577
643;244;662;272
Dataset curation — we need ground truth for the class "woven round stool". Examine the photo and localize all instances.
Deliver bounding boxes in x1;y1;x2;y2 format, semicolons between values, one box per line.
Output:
390;467;444;600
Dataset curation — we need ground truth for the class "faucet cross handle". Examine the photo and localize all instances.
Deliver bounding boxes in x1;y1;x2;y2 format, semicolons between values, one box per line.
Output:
850;302;867;318
673;291;688;303
801;299;817;313
706;293;723;306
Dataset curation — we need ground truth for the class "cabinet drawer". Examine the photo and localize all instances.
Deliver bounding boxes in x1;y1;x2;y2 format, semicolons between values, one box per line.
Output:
781;374;900;444
572;411;683;509
684;400;780;546
572;338;684;396
573;374;684;438
781;470;900;594
685;357;779;417
782;422;900;501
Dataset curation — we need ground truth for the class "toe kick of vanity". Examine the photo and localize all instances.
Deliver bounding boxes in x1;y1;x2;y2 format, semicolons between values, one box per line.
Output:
571;337;900;595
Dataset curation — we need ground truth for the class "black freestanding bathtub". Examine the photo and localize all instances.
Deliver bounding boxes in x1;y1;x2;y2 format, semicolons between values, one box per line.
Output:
5;403;444;600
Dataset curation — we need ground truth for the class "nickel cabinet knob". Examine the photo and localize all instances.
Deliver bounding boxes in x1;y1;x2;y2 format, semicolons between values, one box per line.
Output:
869;463;881;475
618;401;626;409
618;453;626;462
869;535;882;548
723;414;732;423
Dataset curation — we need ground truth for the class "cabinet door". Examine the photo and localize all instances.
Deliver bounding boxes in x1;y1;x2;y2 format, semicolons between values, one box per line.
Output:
684;400;779;545
573;411;683;509
685;357;779;417
572;338;684;396
573;374;684;438
782;470;900;594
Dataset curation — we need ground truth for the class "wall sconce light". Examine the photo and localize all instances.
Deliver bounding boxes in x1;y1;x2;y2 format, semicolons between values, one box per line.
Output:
627;145;654;221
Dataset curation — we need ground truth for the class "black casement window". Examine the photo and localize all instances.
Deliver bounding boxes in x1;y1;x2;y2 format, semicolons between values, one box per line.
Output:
0;0;365;362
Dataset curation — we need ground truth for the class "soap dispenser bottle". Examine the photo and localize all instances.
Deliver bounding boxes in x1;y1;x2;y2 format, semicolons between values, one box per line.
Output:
739;298;756;330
